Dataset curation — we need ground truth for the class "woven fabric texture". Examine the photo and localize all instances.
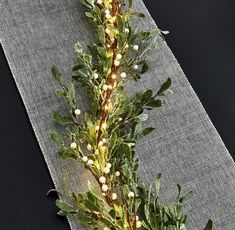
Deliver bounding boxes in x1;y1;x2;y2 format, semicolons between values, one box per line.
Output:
1;0;235;229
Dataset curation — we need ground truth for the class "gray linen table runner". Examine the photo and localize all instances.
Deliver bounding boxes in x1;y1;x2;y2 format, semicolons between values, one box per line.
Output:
1;0;235;229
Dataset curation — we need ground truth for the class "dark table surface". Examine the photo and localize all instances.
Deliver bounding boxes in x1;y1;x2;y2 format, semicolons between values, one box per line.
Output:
0;0;234;229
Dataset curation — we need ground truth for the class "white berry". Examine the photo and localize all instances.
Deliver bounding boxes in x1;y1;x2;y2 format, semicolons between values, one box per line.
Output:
133;65;138;70
116;53;122;60
74;109;81;116
115;171;120;177
125;28;129;33
82;156;88;162
97;0;102;4
103;167;110;174
98;141;103;147
111;193;118;200
87;159;94;165
70;142;77;149
136;215;139;221
105;28;111;34
105;13;111;19
105;9;110;14
101;184;108;192
136;221;142;228
103;84;108;91
125;44;129;49
128;191;135;198
103;227;110;230
106;163;112;168
133;45;139;51
120;72;127;78
114;60;120;66
93;73;99;79
87;144;92;151
118;117;123;122
99;176;106;184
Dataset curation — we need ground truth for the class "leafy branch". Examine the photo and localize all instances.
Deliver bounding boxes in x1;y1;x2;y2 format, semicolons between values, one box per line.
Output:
48;0;213;229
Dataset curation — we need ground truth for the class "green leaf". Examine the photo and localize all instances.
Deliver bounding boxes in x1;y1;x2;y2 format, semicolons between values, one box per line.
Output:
155;173;161;197
157;78;172;95
56;199;77;214
142;127;155;136
67;82;76;105
132;12;145;18
77;213;96;224
49;130;64;145
52;111;67;126
84;199;101;212
116;15;124;32
51;65;63;85
204;220;213;230
141;60;149;74
179;190;193;204
75;42;83;54
97;25;106;45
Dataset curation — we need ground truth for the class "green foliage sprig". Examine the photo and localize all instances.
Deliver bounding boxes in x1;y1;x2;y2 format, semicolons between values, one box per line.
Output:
49;0;213;229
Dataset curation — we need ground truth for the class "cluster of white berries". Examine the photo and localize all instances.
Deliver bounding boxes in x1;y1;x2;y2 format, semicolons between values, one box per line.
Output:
81;155;93;165
114;53;122;67
103;162;112;174
135;216;142;228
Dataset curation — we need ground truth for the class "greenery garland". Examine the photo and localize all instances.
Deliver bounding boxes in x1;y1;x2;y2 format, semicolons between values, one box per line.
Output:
49;0;213;229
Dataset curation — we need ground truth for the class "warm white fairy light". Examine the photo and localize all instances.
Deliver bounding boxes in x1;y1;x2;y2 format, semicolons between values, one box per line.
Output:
111;74;117;79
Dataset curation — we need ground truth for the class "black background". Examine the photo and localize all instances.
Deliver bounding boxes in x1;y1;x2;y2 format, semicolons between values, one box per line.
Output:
0;0;234;229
